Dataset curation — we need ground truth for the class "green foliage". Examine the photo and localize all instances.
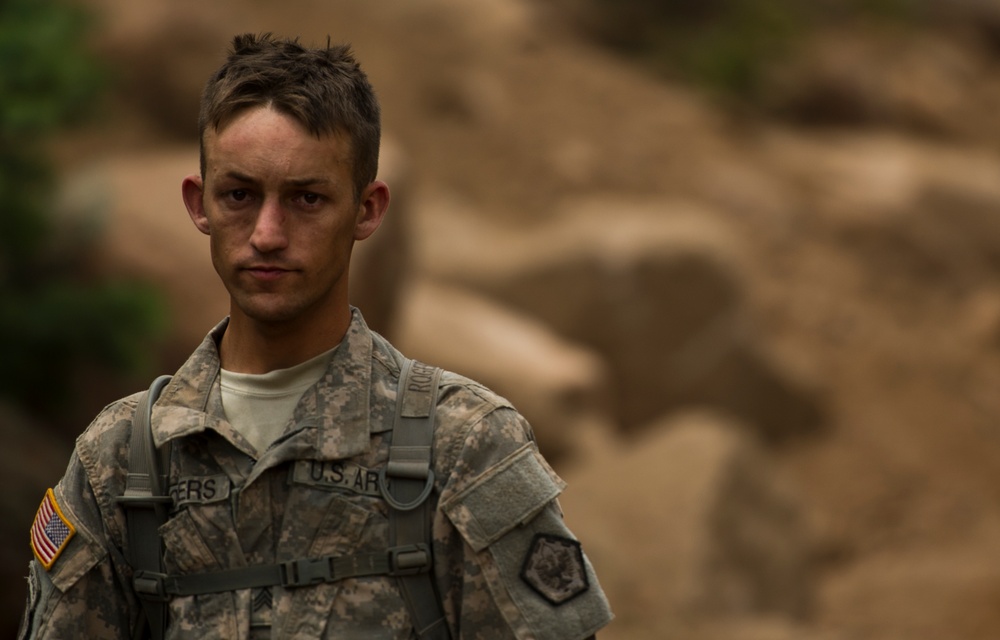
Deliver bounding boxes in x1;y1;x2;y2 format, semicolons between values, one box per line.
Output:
0;283;164;407
0;0;163;410
0;0;103;137
671;0;806;100
580;0;923;102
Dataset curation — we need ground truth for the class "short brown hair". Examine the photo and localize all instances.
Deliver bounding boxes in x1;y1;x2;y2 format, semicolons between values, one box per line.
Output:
198;33;381;199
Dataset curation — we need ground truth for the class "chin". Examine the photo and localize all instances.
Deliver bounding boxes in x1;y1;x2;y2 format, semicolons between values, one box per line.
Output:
247;307;305;326
231;288;342;327
232;298;303;326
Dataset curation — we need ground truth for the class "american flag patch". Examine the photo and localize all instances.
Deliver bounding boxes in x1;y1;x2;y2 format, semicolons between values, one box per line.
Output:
30;489;76;570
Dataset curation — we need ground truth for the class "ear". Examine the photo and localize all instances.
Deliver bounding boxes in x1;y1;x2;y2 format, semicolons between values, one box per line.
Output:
354;180;390;241
182;174;211;235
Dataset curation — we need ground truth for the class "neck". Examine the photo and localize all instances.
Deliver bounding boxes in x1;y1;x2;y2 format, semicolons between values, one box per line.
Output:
219;306;352;374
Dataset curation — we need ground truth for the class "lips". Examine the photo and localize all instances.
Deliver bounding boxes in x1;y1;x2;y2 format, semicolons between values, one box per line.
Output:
244;265;294;281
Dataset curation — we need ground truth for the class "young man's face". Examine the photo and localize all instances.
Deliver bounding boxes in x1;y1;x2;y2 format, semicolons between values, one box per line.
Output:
182;105;387;330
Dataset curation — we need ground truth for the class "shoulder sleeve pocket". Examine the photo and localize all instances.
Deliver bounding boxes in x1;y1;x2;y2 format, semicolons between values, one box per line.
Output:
440;443;614;640
47;533;104;593
441;443;566;552
38;487;105;593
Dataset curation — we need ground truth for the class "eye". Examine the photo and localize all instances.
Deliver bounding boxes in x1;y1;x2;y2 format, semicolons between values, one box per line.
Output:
294;191;326;209
218;188;253;206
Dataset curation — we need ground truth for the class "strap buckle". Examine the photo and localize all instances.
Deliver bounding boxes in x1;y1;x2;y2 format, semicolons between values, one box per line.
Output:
388;544;431;576
280;557;335;588
133;570;171;603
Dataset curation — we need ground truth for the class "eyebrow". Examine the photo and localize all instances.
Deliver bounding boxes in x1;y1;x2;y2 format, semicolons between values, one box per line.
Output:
220;171;334;188
287;177;333;188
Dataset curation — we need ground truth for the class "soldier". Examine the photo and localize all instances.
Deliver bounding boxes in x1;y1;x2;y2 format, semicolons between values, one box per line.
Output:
19;33;612;639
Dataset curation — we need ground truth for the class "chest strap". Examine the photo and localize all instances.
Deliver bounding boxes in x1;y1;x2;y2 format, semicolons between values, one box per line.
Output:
133;543;432;599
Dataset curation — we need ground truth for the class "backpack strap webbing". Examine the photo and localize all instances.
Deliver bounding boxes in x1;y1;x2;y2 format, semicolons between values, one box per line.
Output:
114;361;451;639
380;359;450;640
116;374;173;640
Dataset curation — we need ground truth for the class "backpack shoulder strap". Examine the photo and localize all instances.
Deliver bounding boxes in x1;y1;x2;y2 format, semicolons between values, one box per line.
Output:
115;366;450;639
117;375;173;640
381;359;451;640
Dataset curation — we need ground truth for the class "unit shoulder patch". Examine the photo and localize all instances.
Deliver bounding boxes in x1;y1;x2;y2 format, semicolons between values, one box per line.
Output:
30;489;76;570
520;533;589;606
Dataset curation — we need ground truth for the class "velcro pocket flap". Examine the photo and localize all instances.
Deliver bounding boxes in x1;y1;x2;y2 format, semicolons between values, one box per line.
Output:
44;493;105;593
442;443;566;552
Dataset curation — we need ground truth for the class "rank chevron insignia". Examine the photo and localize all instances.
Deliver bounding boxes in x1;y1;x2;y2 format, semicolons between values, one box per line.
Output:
31;489;76;570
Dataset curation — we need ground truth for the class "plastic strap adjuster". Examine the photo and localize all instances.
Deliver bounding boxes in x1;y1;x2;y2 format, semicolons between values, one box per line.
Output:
389;544;431;576
133;570;171;602
280;557;335;588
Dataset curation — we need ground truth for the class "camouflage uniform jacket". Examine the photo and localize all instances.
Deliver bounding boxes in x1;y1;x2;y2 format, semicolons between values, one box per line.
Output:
20;309;613;639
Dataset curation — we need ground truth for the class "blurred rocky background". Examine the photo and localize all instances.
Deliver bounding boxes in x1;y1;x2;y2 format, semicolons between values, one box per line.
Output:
5;0;1000;638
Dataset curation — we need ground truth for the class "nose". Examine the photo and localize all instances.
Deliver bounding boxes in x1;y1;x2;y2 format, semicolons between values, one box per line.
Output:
250;198;289;254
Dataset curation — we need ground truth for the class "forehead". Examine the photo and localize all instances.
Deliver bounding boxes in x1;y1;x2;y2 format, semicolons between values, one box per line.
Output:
203;106;353;176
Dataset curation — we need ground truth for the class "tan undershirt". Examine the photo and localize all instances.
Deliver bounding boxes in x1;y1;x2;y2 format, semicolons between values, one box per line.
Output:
219;347;335;457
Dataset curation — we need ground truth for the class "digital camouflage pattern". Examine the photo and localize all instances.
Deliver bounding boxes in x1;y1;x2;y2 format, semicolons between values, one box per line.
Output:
20;309;612;639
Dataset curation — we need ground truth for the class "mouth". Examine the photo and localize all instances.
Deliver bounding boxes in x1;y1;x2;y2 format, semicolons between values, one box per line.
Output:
243;265;294;281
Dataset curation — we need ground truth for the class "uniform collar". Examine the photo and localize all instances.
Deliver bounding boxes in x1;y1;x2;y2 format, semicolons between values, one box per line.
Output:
151;308;375;463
